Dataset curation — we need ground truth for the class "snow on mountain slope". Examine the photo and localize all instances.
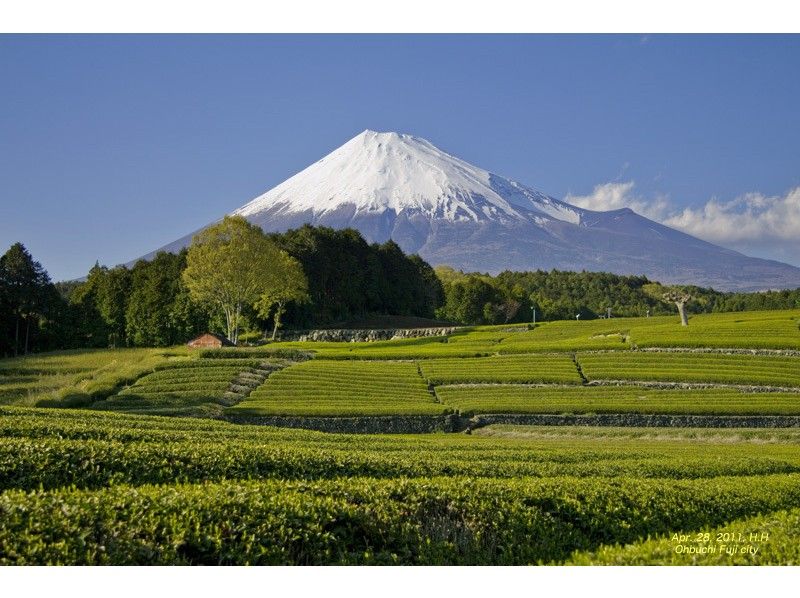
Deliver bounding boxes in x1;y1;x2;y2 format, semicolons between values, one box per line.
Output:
233;130;582;225
136;130;800;291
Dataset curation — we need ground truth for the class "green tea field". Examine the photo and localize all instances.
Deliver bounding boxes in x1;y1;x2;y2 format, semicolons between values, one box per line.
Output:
1;309;800;565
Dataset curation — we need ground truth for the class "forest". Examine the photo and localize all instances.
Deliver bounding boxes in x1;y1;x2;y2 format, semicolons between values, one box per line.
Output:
2;224;800;356
0;224;444;355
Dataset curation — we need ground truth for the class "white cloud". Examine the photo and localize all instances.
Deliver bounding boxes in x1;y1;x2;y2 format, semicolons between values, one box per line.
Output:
565;182;800;265
565;181;670;220
661;188;800;244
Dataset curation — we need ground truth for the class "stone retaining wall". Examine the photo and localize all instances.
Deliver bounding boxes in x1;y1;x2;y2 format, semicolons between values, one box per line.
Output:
279;327;459;343
635;347;800;357
227;411;800;432
469;413;800;429
226;413;467;433
587;380;800;393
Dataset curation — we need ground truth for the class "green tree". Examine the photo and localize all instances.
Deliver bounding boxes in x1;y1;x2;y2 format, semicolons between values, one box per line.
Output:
68;264;111;348
270;225;443;328
408;255;445;319
126;252;208;346
183;216;283;344
0;243;51;356
254;252;309;340
74;264;131;347
436;275;502;325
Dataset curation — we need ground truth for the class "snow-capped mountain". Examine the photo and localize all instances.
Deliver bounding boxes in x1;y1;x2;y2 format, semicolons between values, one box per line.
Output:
143;130;800;291
234;130;582;226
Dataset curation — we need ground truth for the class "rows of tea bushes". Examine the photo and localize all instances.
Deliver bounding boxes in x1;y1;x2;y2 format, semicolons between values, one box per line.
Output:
229;360;445;416
92;358;271;416
3;407;800;565
568;507;800;565
0;348;186;407
197;348;311;360
496;311;800;353
435;385;800;416
2;310;797;409
577;352;800;388
490;320;635;353
472;423;800;443
418;354;583;385
269;310;800;358
630;310;800;350
4;408;800;491
276;324;621;358
2;474;800;565
288;338;499;360
7;407;800;445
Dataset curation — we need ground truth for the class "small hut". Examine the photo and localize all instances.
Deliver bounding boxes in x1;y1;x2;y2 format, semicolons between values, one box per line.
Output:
187;332;235;349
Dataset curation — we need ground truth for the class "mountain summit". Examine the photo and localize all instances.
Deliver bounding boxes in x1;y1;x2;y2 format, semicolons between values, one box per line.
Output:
147;130;800;291
234;130;581;226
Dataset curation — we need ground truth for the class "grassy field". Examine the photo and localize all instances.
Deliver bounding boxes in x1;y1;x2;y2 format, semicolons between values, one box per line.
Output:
2;308;800;564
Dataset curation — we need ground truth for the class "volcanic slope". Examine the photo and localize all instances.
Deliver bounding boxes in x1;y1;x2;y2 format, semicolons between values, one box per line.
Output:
143;130;800;291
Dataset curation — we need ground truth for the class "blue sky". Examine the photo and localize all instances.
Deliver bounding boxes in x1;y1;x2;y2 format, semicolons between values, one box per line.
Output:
1;34;799;280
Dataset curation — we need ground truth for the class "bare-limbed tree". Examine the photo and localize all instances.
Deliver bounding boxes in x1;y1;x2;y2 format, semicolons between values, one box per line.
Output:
662;289;693;326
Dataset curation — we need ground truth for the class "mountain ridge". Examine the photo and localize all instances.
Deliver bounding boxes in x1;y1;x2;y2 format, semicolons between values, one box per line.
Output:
137;130;800;292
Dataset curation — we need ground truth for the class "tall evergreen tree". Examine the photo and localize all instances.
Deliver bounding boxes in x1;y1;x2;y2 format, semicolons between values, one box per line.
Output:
0;243;52;356
68;263;112;348
96;266;131;347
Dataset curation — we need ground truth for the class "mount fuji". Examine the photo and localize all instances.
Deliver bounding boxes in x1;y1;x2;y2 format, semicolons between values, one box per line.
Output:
143;130;800;292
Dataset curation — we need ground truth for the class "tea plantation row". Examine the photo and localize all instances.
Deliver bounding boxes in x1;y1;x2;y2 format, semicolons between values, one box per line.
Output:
435;385;800;416
2;474;800;565
4;408;800;491
569;507;800;565
228;352;800;417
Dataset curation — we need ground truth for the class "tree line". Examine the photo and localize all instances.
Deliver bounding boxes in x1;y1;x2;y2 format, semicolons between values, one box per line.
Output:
4;225;800;355
0;219;445;355
433;267;800;325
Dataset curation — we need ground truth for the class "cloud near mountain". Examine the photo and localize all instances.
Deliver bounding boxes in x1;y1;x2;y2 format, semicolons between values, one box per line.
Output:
567;183;800;266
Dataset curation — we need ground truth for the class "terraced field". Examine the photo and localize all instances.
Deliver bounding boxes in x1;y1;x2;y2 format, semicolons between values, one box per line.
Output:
268;309;800;357
577;352;800;388
2;308;800;564
0;348;187;407
2;408;800;564
95;358;278;416
5;407;800;486
418;353;583;385
229;360;445;416
436;385;800;415
496;310;800;353
630;310;800;350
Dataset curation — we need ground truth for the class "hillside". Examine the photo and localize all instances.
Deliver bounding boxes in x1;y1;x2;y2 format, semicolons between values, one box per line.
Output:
140;130;800;291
